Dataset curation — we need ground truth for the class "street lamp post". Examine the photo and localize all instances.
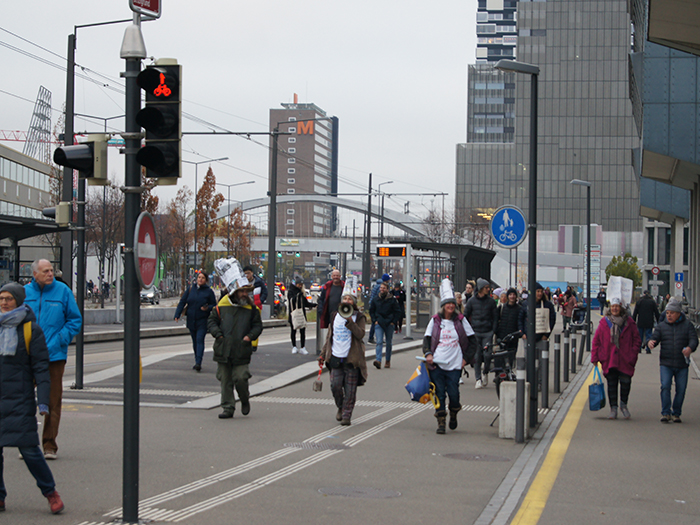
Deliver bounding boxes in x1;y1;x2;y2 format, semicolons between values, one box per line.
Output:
377;181;393;276
495;59;540;428
182;157;228;269
571;179;592;355
215;180;255;255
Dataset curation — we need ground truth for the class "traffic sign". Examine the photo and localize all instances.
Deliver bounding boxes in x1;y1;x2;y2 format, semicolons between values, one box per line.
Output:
676;281;683;289
489;205;527;248
648;279;664;285
675;272;684;282
134;212;158;289
130;0;161;18
651;266;660;276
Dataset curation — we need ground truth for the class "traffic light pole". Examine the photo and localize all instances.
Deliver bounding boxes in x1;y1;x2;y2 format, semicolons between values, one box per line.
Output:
120;14;146;523
267;127;279;315
60;34;75;296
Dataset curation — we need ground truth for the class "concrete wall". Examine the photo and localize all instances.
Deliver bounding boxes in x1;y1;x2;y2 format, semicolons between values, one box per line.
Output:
84;307;177;325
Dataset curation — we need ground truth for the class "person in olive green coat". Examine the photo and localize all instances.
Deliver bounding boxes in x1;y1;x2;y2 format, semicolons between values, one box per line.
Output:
207;286;263;419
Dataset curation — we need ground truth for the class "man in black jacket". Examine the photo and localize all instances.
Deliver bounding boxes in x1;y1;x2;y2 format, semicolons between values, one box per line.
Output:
633;290;660;354
495;288;522;368
648;300;698;423
369;282;402;369
465;278;497;389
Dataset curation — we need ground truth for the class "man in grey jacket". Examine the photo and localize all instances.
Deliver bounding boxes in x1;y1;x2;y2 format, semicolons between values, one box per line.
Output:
465;278;497;389
648;300;698;423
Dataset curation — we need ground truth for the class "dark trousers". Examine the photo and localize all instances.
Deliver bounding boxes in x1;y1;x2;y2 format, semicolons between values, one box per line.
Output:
605;368;632;407
0;446;56;499
474;331;494;381
330;365;359;420
43;360;65;454
291;326;306;348
190;324;207;365
431;366;461;412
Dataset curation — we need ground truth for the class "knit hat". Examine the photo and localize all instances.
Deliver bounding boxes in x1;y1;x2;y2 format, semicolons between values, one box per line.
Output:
476;278;490;291
665;300;682;313
382;273;391;282
440;278;457;307
535;282;544;291
507;287;518;297
294;276;304;285
0;282;25;306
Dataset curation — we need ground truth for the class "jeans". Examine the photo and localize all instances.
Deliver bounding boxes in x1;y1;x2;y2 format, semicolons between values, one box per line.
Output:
431;367;461;412
660;365;688;416
374;324;394;363
190;324;207;366
0;446;56;500
43;360;65;454
474;331;494;381
638;327;653;350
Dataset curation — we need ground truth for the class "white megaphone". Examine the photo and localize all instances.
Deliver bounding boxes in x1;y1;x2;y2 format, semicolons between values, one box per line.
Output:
338;302;354;318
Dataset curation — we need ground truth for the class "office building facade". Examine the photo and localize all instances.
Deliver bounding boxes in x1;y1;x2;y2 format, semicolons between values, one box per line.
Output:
457;0;641;234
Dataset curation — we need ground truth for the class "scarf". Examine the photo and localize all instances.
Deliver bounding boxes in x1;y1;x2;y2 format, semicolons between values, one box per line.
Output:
606;311;627;348
0;304;29;356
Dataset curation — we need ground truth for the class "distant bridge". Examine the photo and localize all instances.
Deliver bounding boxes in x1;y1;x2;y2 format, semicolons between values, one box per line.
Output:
221;194;426;238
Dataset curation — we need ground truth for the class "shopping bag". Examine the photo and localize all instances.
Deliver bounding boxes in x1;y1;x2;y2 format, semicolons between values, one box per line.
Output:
291;308;306;330
405;361;439;409
588;365;606;411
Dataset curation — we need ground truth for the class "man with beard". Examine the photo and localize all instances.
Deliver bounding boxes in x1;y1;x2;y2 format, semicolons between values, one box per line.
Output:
369;281;402;369
208;283;263;419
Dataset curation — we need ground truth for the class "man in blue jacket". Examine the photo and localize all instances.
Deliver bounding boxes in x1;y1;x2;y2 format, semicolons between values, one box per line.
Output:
24;259;82;460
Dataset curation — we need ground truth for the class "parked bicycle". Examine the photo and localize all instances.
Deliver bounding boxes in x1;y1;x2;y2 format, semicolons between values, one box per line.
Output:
484;331;521;399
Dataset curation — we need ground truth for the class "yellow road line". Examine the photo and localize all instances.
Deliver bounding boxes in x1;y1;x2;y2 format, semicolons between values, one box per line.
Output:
510;367;595;525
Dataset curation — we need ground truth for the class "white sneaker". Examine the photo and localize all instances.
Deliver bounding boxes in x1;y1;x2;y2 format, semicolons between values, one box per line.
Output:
292;347;298;354
475;379;483;389
483;374;488;387
299;347;309;355
459;377;464;385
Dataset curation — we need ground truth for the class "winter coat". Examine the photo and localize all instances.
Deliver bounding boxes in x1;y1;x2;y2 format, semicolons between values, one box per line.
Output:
495;302;522;345
562;296;576;317
0;307;50;448
632;295;660;330
24;279;82;362
317;280;345;329
370;293;402;330
591;315;641;377
465;293;498;334
321;311;368;386
392;289;406;319
207;295;263;366
649;313;698;369
287;285;316;327
175;283;217;331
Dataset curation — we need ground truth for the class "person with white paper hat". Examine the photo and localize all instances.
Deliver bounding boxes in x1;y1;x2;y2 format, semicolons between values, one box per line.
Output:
423;279;476;434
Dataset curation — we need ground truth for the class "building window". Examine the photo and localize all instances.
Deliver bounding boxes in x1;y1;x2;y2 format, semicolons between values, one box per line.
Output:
288;117;296;122
288;137;296;143
287;158;295;164
287;178;295;184
287;219;295;225
647;227;655;263
286;229;295;235
287;209;295;215
287;168;295;174
288;147;296;154
287;188;295;194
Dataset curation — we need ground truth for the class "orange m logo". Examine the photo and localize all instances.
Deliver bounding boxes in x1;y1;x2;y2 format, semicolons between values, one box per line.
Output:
298;121;314;135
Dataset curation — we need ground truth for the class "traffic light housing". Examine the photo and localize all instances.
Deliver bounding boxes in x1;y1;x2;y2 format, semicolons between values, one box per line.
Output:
136;58;181;185
42;202;72;226
53;134;108;186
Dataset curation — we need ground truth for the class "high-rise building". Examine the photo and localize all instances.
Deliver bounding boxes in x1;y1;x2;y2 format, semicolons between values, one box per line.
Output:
457;0;641;234
269;101;338;239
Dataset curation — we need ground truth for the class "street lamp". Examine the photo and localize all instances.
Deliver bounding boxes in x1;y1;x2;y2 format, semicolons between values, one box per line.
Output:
495;58;540;428
571;179;592;356
377;180;393;276
216;180;255;254
182;156;229;268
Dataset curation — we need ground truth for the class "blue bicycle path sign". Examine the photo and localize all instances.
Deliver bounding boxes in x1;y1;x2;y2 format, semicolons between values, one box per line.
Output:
489;205;527;248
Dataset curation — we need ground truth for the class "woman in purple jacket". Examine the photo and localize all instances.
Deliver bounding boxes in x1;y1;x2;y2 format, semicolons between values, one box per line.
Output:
591;297;641;420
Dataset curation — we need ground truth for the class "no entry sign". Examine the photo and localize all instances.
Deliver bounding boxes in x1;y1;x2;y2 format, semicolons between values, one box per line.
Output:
134;212;158;289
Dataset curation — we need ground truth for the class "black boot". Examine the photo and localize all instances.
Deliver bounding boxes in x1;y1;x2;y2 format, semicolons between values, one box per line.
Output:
449;406;461;430
435;410;447;434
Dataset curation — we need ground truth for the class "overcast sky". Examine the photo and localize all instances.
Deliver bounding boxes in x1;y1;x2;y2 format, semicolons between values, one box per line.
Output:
1;1;478;225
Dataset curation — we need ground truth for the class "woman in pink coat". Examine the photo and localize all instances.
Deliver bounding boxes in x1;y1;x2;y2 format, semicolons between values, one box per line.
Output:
591;297;641;420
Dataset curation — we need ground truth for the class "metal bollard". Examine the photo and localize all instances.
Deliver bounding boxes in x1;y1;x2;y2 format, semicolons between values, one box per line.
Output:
563;329;570;383
515;357;526;444
541;341;549;409
577;330;587;366
571;329;577;374
553;333;561;393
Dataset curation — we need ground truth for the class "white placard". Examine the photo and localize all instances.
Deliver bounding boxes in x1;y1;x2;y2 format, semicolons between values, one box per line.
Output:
607;275;633;305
